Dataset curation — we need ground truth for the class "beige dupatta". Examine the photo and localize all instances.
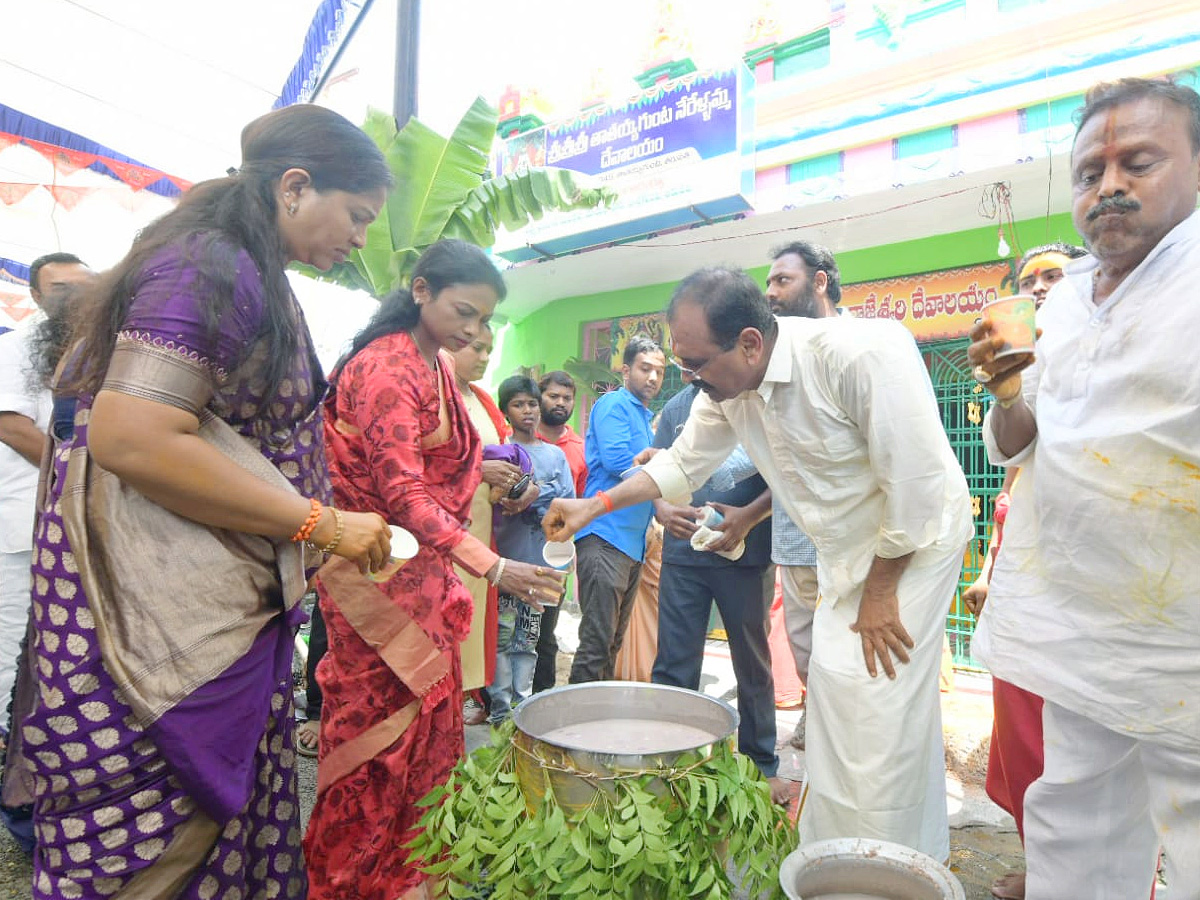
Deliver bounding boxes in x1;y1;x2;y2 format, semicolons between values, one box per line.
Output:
62;339;309;728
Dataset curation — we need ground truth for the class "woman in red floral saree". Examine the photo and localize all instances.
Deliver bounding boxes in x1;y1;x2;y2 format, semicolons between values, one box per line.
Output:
303;240;564;900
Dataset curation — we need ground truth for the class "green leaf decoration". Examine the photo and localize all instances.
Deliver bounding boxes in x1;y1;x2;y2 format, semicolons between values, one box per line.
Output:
407;724;795;899
557;356;623;399
290;101;615;300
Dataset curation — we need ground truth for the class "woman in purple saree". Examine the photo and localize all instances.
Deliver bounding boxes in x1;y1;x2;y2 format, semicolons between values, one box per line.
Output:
3;105;393;899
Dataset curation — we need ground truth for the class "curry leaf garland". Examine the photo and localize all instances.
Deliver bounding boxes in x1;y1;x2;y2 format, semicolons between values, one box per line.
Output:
407;720;795;899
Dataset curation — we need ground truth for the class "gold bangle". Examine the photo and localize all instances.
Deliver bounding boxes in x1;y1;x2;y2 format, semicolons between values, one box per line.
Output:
489;558;507;587
315;508;345;555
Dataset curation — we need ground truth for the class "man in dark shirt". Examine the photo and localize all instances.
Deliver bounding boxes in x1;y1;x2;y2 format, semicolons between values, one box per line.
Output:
650;370;783;797
533;371;587;692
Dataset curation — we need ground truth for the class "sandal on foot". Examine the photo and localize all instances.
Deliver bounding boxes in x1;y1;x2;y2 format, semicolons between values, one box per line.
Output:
788;713;806;751
296;719;320;758
463;697;489;727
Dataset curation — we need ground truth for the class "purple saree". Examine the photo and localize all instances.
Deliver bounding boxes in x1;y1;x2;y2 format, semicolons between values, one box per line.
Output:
8;238;327;899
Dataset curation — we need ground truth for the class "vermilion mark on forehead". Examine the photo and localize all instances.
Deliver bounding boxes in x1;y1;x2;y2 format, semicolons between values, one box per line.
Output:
1102;109;1118;152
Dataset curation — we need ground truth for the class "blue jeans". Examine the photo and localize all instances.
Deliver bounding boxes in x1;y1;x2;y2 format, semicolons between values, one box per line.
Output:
651;563;779;777
488;592;541;724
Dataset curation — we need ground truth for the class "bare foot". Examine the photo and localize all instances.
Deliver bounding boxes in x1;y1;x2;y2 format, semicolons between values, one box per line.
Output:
295;719;320;758
767;776;797;806
991;870;1026;900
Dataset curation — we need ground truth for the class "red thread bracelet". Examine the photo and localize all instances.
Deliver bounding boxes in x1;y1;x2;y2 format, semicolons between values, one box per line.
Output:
596;490;614;513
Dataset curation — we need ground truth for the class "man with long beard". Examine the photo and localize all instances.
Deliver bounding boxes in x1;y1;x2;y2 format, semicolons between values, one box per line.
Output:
533;370;587;692
763;241;840;749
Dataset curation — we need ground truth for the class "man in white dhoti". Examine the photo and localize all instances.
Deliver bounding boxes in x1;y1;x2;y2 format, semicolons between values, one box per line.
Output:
544;267;972;860
969;77;1200;899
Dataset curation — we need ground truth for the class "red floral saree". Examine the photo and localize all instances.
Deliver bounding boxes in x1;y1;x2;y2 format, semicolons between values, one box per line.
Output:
303;331;497;900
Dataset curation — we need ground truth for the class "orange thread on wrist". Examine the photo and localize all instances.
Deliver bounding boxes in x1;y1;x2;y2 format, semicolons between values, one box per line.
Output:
292;498;322;543
596;490;614;513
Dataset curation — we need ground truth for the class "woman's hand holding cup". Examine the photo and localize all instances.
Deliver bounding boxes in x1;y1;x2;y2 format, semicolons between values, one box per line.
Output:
494;560;566;612
315;509;391;575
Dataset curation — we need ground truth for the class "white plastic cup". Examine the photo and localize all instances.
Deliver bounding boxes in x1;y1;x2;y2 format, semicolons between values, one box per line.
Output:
690;507;745;561
542;541;576;572
366;525;419;583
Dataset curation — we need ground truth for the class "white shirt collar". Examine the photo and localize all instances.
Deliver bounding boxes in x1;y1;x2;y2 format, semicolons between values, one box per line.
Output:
755;319;793;403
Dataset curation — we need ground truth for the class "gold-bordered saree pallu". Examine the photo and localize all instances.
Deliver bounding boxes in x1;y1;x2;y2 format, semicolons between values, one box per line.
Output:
304;556;460;900
311;557;450;796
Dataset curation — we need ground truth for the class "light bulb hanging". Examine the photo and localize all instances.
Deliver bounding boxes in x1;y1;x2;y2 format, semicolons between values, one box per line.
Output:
997;226;1010;258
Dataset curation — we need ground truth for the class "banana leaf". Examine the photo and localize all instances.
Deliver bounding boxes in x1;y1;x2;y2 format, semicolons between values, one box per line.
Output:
386;97;495;262
291;100;615;298
560;356;622;399
444;169;616;249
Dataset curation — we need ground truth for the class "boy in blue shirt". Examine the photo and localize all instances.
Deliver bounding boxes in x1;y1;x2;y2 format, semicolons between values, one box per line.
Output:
488;376;575;723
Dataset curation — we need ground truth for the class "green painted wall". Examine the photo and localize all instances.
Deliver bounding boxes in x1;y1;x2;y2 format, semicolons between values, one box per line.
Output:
489;210;1082;389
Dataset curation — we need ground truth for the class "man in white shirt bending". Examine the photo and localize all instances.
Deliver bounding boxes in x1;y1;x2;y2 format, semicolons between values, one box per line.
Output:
544;266;971;861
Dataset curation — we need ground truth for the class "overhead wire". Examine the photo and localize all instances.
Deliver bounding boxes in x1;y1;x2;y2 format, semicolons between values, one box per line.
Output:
61;0;285;96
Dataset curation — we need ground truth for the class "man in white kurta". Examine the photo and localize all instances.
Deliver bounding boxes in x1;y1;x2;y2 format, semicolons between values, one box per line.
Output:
544;267;972;860
970;79;1200;899
0;322;52;708
0;254;90;716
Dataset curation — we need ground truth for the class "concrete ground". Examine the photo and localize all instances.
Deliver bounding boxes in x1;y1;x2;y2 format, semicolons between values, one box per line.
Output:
465;606;1028;900
0;608;1024;900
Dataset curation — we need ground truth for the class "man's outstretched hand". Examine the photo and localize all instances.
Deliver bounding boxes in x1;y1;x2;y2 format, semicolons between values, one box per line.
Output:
543;498;597;543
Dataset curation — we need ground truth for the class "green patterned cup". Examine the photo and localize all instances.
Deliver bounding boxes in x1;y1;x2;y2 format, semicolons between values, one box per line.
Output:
983;294;1037;359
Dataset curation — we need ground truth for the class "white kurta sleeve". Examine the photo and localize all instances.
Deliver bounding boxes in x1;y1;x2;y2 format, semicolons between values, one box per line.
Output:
838;331;957;559
643;389;739;503
0;331;38;418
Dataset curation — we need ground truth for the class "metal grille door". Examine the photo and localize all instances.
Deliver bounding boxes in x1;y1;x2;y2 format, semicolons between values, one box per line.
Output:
923;340;1003;669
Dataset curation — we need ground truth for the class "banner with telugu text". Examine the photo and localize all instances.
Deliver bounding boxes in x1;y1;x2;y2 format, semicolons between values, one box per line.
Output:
842;261;1012;342
493;66;754;263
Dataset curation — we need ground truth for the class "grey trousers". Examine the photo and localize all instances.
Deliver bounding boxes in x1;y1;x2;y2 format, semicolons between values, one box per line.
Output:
568;534;643;683
780;564;819;686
